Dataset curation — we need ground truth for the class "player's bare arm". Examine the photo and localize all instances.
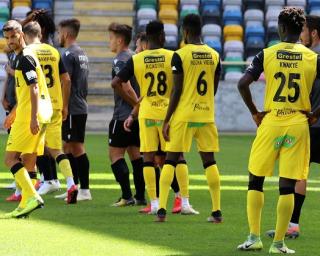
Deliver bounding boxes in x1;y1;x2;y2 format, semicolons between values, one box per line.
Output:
163;72;183;141
60;72;71;121
238;73;267;127
111;76;138;107
30;83;40;134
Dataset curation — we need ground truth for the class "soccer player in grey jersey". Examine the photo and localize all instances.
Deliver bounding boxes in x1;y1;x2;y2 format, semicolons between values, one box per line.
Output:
108;23;145;207
58;18;92;201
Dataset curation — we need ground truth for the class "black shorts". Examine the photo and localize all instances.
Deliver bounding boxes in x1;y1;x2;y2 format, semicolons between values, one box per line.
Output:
108;119;140;148
310;127;320;163
62;114;87;143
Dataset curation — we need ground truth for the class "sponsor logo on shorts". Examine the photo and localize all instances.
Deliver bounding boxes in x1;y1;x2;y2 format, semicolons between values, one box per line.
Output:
274;135;296;150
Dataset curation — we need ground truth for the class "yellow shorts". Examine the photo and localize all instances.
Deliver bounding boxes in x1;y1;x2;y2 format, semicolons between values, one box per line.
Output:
6;121;46;155
249;122;310;180
139;118;166;152
165;120;219;153
45;109;62;150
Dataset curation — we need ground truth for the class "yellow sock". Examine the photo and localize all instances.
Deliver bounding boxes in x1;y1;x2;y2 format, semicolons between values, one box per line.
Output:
175;162;189;198
143;165;157;200
159;164;175;210
56;154;73;178
274;194;294;242
58;159;73;178
12;165;37;208
205;164;221;211
247;190;264;236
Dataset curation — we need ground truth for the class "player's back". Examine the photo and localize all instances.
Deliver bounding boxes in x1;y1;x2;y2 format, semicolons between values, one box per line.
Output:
262;42;317;125
28;43;63;110
133;48;174;120
173;44;220;123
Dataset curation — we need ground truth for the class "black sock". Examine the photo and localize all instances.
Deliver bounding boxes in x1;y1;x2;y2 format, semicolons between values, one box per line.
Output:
290;193;306;224
50;156;58;180
171;172;180;193
131;157;145;200
37;155;53;181
67;153;78;185
76;153;90;189
111;158;132;200
155;166;161;198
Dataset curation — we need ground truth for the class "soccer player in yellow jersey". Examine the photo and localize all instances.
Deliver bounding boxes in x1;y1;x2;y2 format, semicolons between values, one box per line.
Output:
23;21;78;204
237;7;320;254
2;20;53;218
112;21;197;215
156;14;222;222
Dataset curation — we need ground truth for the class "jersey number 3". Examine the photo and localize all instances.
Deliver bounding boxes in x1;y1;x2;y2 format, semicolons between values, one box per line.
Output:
273;72;300;103
145;71;167;97
41;64;54;88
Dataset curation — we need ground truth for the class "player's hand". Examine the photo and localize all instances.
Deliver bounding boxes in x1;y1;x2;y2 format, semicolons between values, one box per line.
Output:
30;118;40;135
62;107;68;121
25;9;46;23
252;111;269;127
124;115;134;132
301;111;318;126
162;121;170;141
3;111;15;129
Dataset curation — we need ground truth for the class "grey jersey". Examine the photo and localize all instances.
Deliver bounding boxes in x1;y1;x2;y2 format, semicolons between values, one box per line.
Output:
5;53;16;110
111;50;139;121
310;44;320;128
62;44;89;115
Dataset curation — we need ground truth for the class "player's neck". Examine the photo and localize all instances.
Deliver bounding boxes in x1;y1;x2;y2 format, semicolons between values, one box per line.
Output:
186;37;202;45
281;35;300;44
116;45;129;54
148;42;162;50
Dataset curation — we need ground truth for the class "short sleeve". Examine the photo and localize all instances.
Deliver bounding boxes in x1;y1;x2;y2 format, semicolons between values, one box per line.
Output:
171;52;183;74
117;57;134;82
114;60;126;76
58;55;67;75
62;51;75;77
245;51;264;81
21;55;38;85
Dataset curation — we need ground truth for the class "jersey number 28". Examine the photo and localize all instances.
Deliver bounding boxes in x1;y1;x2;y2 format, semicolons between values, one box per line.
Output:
145;71;167;97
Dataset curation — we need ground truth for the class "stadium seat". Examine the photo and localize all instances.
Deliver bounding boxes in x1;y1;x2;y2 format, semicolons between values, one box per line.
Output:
137;8;157;21
222;0;241;9
265;0;285;9
137;0;157;9
223;25;243;41
244;9;263;25
164;36;178;50
159;8;178;24
243;0;264;10
164;24;178;37
0;6;9;21
180;9;199;20
286;0;306;9
265;7;282;28
0;37;6;48
224;40;244;55
224;71;243;81
309;0;320;10
245;26;264;41
225;51;243;58
202;24;221;38
201;4;220;25
266;26;279;42
310;8;320;16
33;1;52;10
245;37;264;57
223;9;242;25
12;6;32;20
205;40;222;54
159;0;178;5
12;0;31;8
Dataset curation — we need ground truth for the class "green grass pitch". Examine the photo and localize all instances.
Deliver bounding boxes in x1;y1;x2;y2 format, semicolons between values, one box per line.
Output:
0;134;320;256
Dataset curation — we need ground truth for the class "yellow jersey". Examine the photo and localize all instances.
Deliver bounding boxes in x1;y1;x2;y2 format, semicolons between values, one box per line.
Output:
247;42;318;125
28;43;66;110
14;47;52;123
171;44;220;122
117;48;174;120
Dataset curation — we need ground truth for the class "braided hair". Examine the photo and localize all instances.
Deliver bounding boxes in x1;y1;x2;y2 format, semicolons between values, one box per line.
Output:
278;7;306;35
